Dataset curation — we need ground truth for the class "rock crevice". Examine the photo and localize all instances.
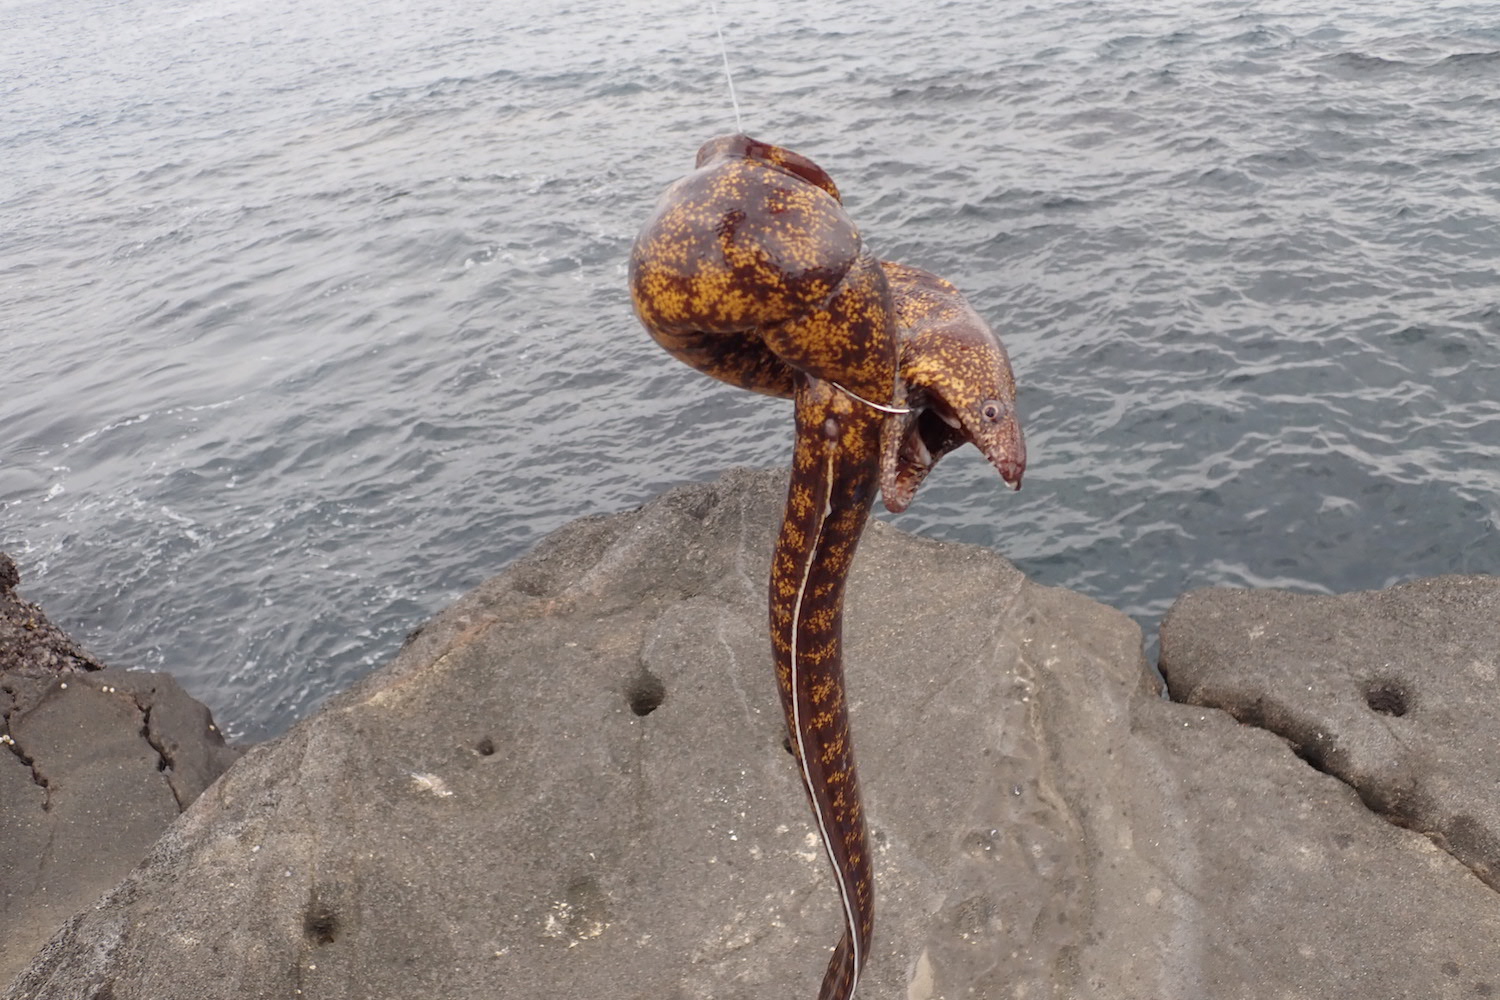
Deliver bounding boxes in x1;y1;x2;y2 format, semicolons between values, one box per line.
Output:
1159;577;1500;894
1;729;52;808
0;554;240;988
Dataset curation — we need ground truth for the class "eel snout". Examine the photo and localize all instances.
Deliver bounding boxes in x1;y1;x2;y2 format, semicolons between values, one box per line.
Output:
961;396;1026;492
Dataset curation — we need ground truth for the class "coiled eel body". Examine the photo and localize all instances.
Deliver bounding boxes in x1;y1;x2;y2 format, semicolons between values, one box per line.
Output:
629;134;1024;1000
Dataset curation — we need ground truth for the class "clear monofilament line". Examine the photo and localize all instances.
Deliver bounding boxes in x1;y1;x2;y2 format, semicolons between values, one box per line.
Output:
830;381;912;415
708;0;745;133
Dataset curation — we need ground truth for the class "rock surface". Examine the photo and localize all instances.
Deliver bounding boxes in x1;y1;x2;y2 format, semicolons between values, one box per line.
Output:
7;470;1500;999
0;553;106;674
1159;577;1500;891
1;554;240;988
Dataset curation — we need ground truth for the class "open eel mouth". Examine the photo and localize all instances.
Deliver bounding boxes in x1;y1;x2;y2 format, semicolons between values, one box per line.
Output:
878;393;1025;515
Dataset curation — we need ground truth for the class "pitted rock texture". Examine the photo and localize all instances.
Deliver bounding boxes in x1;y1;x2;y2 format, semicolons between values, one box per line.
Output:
7;472;1500;1000
1159;576;1500;890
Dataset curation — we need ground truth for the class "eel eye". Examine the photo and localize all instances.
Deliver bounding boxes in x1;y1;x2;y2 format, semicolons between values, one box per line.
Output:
981;400;1005;422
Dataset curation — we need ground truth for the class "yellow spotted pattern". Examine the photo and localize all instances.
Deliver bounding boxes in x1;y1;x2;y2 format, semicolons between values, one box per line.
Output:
629;135;1021;1000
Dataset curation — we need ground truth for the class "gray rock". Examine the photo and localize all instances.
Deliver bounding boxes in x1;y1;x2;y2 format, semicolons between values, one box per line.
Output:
1159;577;1500;890
8;470;1500;999
1;556;241;987
0;552;106;674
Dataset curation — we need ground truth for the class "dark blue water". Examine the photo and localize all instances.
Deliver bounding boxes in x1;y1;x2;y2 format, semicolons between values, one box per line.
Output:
3;0;1498;740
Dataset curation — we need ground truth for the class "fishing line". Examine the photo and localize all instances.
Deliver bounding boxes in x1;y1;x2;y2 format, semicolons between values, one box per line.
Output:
831;380;912;415
708;0;745;133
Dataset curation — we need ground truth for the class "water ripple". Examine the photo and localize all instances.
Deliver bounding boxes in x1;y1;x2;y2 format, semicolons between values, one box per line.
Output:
2;0;1499;737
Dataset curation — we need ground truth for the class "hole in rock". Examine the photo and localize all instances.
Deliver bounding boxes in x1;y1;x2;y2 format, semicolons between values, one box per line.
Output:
303;902;340;946
1364;681;1408;717
475;736;496;756
627;668;666;717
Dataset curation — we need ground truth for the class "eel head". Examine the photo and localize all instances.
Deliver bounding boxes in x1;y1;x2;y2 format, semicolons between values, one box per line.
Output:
877;263;1025;514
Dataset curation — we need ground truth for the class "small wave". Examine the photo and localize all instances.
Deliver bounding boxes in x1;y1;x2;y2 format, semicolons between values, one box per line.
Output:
1223;24;1295;49
887;82;987;105
1432;50;1500;73
1318;51;1412;77
69;396;248;447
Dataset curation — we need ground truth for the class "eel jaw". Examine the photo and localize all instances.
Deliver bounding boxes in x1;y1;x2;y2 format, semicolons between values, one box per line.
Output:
878;396;1026;515
879;401;962;514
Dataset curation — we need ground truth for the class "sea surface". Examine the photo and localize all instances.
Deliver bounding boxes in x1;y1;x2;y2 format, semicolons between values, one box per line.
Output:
3;0;1498;740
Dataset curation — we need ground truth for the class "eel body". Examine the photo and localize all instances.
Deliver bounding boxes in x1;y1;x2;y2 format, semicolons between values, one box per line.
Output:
629;134;1025;1000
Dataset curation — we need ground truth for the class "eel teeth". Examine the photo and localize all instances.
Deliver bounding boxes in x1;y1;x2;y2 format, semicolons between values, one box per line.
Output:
910;434;933;467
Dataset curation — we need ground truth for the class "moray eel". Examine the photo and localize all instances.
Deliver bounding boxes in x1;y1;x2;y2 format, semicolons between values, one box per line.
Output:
629;134;1025;1000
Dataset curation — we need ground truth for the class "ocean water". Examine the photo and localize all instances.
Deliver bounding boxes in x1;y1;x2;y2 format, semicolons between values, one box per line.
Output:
3;0;1497;740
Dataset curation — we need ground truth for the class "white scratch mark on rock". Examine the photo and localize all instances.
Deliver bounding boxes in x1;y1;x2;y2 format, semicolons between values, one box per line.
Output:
409;772;454;797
